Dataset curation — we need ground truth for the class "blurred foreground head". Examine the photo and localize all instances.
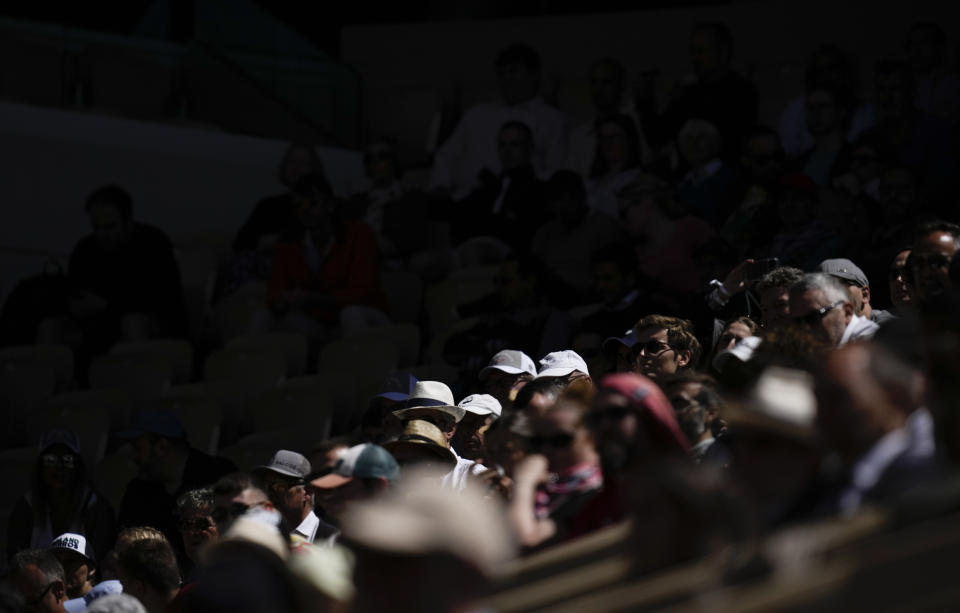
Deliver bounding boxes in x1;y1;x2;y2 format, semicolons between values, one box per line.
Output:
587;373;689;474
342;467;514;613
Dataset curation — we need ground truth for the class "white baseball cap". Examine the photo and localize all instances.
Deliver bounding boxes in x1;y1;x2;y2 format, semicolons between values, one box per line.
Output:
50;533;94;565
537;350;590;378
478;350;537;380
458;394;502;418
712;336;762;372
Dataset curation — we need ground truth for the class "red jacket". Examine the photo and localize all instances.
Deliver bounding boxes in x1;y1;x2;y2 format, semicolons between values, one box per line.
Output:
268;222;386;323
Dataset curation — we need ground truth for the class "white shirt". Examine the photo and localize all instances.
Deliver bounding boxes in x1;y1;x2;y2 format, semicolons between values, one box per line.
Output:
838;425;910;515
839;314;879;346
293;510;320;544
442;449;488;491
837;409;935;516
430;97;569;199
689;437;716;464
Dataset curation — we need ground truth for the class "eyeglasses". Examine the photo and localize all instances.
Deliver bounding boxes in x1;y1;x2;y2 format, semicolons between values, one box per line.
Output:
631;340;673;358
211;500;267;525
795;300;845;326
40;453;76;469
529;433;575;449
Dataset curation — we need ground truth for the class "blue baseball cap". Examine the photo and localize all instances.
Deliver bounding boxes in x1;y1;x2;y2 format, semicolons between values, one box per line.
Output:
376;373;419;402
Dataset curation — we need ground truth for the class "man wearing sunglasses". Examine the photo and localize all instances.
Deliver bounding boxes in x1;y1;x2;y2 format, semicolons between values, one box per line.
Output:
508;399;602;550
210;473;274;535
789;273;878;347
5;549;68;613
618;314;702;380
817;258;894;325
255;450;321;544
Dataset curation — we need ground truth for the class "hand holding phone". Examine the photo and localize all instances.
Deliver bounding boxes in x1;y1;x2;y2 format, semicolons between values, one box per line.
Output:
746;258;780;281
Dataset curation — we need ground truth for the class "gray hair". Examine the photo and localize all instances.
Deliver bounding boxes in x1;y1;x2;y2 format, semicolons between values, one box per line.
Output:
755;266;804;294
790;273;850;304
8;549;65;584
86;594;148;613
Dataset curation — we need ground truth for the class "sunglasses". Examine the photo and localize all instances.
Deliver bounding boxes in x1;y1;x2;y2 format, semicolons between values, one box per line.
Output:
529;433;575;449
794;300;845;326
41;453;76;469
630;340;673;358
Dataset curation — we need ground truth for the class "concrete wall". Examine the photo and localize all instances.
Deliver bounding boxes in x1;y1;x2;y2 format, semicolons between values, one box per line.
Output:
342;0;955;157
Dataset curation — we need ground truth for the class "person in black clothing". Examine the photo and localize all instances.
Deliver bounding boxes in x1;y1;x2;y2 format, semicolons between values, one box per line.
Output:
228;144;329;295
636;22;758;164
790;83;855;187
233;143;326;254
41;185;188;379
6;428;116;564
117;409;235;568
452;121;546;251
576;242;680;342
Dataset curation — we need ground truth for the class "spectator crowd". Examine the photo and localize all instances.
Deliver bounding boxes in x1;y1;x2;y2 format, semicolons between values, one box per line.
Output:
2;17;960;613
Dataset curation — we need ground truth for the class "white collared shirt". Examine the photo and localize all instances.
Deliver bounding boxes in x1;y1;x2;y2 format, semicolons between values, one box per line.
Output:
839;314;879;346
689;437;716;464
837;409;936;516
293;510;321;544
442;448;488;491
430;97;569;199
